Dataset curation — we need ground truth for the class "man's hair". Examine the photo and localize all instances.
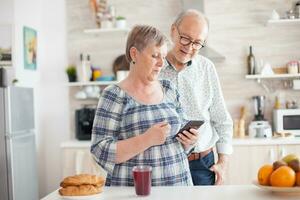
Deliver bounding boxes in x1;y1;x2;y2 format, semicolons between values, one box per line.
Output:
173;9;209;30
125;25;167;63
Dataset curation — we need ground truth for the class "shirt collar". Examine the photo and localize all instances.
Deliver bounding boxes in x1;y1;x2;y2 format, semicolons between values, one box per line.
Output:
165;59;193;71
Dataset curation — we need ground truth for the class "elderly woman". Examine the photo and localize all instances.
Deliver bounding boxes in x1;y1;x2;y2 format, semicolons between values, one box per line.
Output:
91;25;198;186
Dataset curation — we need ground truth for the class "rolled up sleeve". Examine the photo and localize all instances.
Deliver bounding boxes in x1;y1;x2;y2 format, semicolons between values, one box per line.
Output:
208;65;233;155
90;87;122;174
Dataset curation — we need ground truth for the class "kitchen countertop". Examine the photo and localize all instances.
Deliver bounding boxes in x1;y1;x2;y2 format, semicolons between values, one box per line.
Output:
41;185;299;200
61;137;300;148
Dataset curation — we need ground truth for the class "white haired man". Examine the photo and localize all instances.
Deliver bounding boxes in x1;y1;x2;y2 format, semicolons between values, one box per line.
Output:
160;9;233;185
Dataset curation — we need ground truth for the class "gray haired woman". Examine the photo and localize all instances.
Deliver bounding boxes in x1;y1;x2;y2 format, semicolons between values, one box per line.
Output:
91;25;199;186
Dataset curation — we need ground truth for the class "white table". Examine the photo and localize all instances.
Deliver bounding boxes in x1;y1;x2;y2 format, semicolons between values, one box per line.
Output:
41;185;299;200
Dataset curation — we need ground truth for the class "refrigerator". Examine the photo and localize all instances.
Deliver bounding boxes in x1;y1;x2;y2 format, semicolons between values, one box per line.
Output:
0;84;39;199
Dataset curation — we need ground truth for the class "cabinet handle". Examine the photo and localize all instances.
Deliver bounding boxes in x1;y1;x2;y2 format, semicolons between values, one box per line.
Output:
269;148;275;163
75;150;85;174
279;147;286;159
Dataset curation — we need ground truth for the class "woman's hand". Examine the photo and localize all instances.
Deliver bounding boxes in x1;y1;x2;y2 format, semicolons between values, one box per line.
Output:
144;121;171;146
176;128;199;150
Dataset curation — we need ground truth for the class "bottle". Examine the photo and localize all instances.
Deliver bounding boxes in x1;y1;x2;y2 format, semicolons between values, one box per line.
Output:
86;54;92;81
274;96;281;109
247;46;256;75
78;53;87;82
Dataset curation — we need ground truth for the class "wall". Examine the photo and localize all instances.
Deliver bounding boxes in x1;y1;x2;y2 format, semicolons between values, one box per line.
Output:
1;0;69;197
205;0;300;124
13;0;41;87
66;0;300;128
37;0;69;197
2;0;44;197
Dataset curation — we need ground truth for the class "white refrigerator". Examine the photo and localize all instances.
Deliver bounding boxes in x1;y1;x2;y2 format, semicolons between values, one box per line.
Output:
0;85;39;200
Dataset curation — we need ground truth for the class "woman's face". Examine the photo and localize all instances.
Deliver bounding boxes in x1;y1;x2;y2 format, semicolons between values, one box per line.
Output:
134;43;167;82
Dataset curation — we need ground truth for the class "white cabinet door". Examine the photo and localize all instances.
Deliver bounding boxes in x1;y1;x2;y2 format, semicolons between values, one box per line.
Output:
225;145;277;185
277;144;300;160
61;147;107;178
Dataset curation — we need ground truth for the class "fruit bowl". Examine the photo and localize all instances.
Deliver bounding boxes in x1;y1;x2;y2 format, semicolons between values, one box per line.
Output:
253;181;300;194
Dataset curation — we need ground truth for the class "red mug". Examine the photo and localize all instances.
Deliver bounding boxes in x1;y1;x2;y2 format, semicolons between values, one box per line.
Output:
132;165;152;196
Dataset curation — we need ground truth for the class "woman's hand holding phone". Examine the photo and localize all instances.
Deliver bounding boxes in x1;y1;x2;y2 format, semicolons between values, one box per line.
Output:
175;120;203;150
176;128;199;150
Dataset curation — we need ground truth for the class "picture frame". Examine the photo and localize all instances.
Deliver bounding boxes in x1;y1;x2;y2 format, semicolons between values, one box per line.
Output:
23;26;37;70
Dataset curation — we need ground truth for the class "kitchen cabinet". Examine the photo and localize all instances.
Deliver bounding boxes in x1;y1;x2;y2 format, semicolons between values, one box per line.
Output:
60;139;300;184
225;143;300;185
61;143;107;178
277;144;300;159
225;145;277;185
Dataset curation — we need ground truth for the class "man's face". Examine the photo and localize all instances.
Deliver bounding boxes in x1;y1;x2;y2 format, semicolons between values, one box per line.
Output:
170;15;208;64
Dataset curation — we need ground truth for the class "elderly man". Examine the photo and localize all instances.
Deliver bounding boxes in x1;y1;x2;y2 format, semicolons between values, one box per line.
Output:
159;9;233;185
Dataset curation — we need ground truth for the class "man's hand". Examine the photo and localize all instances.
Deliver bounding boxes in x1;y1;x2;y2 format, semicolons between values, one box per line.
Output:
209;154;229;185
176;128;199;150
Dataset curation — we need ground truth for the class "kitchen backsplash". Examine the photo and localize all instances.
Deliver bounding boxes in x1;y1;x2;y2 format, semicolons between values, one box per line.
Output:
66;0;300;131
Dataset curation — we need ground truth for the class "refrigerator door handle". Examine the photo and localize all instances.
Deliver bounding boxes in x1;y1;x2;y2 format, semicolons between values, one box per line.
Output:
6;131;35;140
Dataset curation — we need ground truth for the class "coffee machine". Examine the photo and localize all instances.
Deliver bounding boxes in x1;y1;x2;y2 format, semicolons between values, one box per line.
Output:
248;96;272;138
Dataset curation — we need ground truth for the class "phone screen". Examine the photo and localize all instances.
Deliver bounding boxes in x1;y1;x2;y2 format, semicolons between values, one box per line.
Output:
175;120;204;138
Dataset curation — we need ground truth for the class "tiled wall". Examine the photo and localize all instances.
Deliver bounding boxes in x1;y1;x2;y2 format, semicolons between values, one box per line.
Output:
66;0;300;131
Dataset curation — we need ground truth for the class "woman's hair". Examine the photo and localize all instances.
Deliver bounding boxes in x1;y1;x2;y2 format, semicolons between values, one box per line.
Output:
125;25;167;63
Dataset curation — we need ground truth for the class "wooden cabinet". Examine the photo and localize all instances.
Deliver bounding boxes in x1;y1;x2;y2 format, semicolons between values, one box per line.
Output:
225;144;300;185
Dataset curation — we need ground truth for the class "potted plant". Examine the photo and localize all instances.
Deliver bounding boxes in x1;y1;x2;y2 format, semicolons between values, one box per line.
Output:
115;16;126;29
66;65;77;82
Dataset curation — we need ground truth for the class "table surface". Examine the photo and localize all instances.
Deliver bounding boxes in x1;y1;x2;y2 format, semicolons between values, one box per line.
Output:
41;185;300;200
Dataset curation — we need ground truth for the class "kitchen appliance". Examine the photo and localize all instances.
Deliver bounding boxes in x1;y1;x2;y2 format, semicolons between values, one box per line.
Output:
253;96;265;121
273;109;300;136
248;96;272;138
0;81;39;199
75;107;96;140
248;121;272;138
295;1;300;18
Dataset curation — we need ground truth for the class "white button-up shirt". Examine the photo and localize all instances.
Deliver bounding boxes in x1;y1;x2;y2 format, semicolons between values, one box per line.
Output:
159;55;233;154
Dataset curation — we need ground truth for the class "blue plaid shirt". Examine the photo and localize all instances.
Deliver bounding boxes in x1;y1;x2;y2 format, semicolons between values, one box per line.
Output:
91;80;193;186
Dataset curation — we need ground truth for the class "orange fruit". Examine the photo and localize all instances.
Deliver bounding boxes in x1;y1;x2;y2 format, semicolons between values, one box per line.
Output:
257;164;273;186
270;166;296;187
296;172;300;186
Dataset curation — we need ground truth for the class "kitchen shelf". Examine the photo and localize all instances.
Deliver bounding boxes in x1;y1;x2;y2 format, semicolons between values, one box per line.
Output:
267;18;300;25
67;81;118;87
83;28;130;34
245;74;300;80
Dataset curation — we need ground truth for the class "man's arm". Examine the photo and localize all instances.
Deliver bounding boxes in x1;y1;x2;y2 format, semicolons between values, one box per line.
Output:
208;63;233;155
207;62;233;184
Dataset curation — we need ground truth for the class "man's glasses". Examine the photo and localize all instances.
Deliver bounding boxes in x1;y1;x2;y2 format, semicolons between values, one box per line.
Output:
176;26;205;50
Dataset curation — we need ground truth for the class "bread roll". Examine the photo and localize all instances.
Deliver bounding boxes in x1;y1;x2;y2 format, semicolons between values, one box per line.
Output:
59;185;103;196
60;174;105;187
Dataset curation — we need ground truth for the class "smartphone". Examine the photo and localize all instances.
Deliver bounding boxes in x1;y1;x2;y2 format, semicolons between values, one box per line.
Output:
175;120;204;138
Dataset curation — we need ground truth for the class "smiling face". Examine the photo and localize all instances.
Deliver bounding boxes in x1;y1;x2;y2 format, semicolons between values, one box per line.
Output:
131;43;167;82
170;14;208;65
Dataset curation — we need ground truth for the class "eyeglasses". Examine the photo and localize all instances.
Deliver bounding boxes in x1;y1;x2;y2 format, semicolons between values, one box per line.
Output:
176;26;205;50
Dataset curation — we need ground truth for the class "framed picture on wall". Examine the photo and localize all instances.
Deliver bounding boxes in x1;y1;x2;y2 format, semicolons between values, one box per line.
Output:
0;25;12;67
23;26;37;70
